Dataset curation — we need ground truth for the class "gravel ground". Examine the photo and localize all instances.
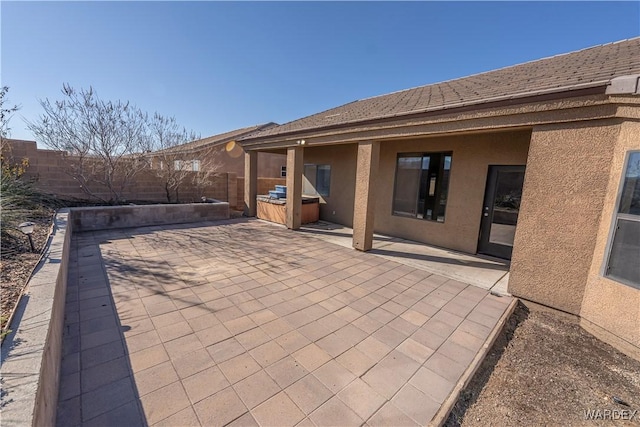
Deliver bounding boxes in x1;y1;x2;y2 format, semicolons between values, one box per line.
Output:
1;209;54;332
446;301;640;426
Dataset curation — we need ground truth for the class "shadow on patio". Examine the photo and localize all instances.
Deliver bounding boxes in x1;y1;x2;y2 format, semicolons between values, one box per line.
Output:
57;218;514;427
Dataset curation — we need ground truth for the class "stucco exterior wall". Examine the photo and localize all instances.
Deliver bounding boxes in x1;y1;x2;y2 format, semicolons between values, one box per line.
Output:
374;131;531;253
579;120;640;358
508;120;621;315
300;144;358;227
153;142;285;178
257;152;286;178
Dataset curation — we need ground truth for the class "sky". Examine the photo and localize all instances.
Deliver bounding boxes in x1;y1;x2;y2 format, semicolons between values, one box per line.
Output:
2;1;639;143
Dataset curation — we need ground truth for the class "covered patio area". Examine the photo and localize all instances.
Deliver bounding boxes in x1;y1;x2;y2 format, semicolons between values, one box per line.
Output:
298;221;510;295
57;218;513;426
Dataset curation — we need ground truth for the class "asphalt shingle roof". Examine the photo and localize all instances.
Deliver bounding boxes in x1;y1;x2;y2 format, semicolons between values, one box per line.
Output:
241;38;640;141
161;122;277;153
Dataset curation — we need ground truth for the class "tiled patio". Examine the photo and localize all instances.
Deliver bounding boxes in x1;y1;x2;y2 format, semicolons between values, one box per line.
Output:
57;218;513;427
299;221;511;295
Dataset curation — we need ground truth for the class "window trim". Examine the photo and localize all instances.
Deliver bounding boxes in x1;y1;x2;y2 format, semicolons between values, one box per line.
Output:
303;163;331;197
602;150;640;289
316;164;331;197
391;153;422;218
391;151;453;223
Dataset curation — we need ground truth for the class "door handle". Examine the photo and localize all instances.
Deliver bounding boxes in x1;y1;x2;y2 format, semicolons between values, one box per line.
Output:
483;213;489;217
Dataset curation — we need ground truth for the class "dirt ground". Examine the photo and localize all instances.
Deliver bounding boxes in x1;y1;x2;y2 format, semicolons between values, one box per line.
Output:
1;209;54;332
446;301;640;426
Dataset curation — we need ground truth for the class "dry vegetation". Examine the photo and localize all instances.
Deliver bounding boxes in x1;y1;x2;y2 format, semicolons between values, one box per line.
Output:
1;208;54;333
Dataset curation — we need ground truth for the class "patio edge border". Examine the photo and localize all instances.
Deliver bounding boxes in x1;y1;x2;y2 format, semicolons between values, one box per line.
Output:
1;209;72;427
430;296;519;427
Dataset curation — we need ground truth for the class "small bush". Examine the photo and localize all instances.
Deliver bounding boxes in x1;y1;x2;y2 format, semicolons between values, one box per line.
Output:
0;156;58;248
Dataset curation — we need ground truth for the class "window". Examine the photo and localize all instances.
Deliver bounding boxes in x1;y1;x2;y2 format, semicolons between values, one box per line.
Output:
173;160;200;171
303;164;331;197
281;166;287;177
605;151;640;287
317;165;331;196
392;153;452;222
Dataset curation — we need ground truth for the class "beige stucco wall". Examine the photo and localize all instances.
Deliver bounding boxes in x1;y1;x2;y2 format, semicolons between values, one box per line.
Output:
189;143;284;178
302;131;530;250
257;152;286;178
509;120;621;315
579;120;640;357
300;144;358;227
374;130;531;253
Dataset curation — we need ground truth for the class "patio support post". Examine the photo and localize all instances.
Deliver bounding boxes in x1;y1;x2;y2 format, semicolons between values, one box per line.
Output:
353;140;380;251
286;146;303;230
244;150;258;216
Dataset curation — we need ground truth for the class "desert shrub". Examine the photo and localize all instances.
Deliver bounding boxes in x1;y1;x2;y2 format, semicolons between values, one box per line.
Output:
0;156;58;248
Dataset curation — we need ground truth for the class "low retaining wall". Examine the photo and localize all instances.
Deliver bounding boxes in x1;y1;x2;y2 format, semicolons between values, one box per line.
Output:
1;210;72;427
0;203;230;426
70;202;229;232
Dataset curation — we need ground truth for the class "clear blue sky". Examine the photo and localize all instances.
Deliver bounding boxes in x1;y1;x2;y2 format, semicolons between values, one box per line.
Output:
2;1;639;142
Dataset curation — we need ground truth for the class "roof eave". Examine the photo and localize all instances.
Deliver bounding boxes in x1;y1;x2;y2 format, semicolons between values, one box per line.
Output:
155;122;278;155
238;82;613;147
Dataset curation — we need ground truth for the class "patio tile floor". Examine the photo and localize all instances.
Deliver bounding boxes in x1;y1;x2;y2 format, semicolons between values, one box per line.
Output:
57;218;512;427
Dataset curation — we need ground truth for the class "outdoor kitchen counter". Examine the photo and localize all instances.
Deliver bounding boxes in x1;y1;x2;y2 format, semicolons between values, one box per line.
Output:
256;195;320;225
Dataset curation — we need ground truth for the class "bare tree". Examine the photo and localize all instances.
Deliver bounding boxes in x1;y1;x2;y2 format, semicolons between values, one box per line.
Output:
28;84;149;204
191;144;223;200
147;113;201;203
0;86;29;181
0;86;21;152
147;114;225;203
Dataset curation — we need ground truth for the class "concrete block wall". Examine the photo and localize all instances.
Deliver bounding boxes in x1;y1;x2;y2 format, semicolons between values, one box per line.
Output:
70;203;230;232
4;140;286;210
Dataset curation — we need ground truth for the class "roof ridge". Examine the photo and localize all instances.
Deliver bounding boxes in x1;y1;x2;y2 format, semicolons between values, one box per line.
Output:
355;37;640;103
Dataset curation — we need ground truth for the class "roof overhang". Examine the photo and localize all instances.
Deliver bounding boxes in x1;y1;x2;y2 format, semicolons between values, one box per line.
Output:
240;88;640;150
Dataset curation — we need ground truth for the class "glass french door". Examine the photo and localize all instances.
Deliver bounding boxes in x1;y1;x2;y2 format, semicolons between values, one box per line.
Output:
478;165;526;259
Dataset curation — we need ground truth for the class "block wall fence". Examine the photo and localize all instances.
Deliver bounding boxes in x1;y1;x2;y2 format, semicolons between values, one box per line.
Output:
4;140;285;210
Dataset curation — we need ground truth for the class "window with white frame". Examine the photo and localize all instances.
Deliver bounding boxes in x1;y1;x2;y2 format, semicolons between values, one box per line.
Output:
173;159;200;171
605;151;640;288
